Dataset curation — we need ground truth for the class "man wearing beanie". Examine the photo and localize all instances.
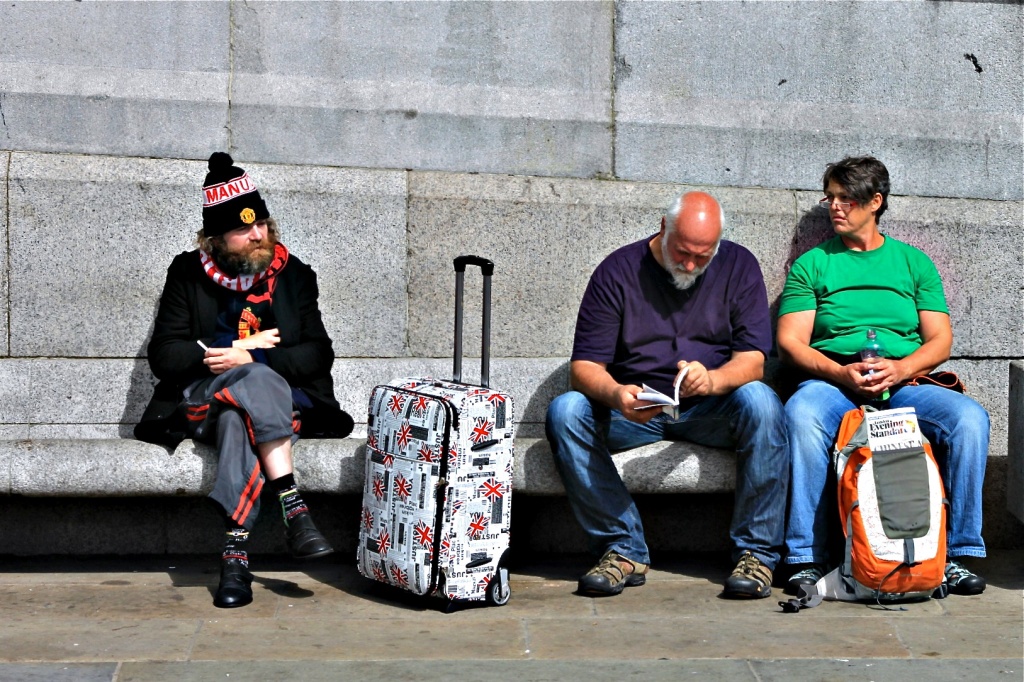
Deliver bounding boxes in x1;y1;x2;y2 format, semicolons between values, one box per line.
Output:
136;152;354;608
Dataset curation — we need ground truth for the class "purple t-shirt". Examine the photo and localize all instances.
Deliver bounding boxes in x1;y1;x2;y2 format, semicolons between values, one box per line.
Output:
571;236;772;404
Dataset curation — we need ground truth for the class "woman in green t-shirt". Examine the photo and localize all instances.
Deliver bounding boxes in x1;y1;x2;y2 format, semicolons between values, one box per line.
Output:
776;156;989;597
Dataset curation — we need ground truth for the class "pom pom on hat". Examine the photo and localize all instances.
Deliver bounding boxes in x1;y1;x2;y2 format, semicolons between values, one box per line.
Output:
201;152;269;237
208;151;235;172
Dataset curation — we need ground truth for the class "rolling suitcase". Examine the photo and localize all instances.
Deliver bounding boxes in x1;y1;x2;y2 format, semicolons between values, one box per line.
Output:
357;255;515;606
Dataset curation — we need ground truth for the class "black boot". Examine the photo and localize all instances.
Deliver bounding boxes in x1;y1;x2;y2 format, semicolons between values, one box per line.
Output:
214;557;253;608
286;512;334;560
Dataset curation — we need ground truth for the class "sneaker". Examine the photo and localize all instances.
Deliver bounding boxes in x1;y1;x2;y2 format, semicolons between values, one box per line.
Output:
945;560;986;595
785;563;826;596
577;550;648;596
723;551;773;599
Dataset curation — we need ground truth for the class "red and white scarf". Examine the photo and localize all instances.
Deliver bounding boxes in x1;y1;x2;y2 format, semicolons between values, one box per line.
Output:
200;243;289;292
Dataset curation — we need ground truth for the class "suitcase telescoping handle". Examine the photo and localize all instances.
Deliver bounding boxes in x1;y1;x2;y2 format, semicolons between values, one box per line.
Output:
453;255;493;387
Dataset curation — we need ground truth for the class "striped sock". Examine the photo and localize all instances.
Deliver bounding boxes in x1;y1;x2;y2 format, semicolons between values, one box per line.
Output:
222;525;250;567
269;473;309;527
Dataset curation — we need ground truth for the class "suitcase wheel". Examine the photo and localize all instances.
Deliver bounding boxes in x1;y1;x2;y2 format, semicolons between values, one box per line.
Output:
486;567;511;606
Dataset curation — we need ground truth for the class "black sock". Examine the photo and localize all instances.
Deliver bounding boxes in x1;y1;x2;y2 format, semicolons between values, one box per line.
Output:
268;473;309;526
222;522;250;567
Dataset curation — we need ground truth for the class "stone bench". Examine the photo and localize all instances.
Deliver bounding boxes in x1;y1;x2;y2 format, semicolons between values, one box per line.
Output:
0;437;736;497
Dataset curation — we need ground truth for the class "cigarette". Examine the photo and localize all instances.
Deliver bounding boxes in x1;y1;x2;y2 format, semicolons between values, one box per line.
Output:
197;340;209;351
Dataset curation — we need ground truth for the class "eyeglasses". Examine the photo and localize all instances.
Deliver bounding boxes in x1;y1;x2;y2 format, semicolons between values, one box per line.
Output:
819;197;859;211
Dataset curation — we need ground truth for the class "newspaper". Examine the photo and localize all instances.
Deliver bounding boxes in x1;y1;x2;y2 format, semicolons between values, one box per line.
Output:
864;407;922;452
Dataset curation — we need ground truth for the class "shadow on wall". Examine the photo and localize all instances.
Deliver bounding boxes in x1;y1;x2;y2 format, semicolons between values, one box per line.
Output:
119;305;159;440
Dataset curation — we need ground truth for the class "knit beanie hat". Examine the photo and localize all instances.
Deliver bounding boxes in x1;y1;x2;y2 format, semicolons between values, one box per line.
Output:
201;152;270;237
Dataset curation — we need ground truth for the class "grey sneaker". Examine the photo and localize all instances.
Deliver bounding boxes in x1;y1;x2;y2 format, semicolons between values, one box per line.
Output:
785;563;826;596
577;550;648;596
723;551;773;599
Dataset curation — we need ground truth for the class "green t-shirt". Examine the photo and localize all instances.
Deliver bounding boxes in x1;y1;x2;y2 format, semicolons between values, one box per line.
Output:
779;235;948;359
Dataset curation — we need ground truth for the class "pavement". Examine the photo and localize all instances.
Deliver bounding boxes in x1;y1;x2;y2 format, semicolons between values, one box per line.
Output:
0;551;1020;682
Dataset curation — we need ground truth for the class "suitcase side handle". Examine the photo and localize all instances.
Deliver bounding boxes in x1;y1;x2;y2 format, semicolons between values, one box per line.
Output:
453;254;492;387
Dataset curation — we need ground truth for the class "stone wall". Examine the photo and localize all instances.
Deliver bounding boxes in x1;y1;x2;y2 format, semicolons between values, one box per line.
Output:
1;1;1021;549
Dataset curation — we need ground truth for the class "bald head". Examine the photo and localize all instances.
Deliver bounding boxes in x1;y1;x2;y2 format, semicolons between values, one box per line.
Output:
665;191;723;247
656;192;723;291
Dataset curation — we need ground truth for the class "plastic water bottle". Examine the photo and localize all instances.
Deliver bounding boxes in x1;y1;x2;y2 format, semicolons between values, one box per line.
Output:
860;329;890;402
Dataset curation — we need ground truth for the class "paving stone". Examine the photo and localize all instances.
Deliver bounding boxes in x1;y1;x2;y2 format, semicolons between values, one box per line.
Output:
230;1;612;178
614;2;1022;200
116;660;760;682
751;659;1023;682
0;618;195;663
894;616;1023;659
190;616;527;660
0;663;117;682
524;615;909;660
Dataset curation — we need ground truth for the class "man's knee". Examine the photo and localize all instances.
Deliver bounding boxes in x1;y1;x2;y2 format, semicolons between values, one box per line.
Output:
731;381;784;422
546;391;595;433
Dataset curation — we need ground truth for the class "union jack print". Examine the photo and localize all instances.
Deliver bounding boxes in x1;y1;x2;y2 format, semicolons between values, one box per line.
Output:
478;477;505;501
487;393;507;405
396;422;412;450
413;395;430;413
470;417;493;444
372;473;386;501
413;520;433;548
467;388;491;397
447;444;459;467
440;533;451;560
417;444;436;463
367;432;378;450
372;563;388;582
361;506;374;531
450;498;465;515
476;574;492;592
390;563;409;588
393;474;412;501
388;393;406;415
376;528;391;555
398;380;421;390
468;512;489;539
382;452;394;469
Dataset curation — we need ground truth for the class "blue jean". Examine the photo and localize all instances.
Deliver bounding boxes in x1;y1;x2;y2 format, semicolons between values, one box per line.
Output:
545;381;789;568
784;379;988;565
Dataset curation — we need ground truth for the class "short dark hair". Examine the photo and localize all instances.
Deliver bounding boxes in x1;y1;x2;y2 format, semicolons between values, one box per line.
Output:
822;156;890;222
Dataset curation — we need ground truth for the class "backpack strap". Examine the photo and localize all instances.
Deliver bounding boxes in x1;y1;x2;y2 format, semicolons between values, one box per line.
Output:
779;585;824;613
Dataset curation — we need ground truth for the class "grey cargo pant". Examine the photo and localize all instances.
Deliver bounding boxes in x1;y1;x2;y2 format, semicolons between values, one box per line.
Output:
183;363;299;530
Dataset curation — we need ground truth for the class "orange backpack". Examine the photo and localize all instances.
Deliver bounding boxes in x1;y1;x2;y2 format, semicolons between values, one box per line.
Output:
829;405;948;603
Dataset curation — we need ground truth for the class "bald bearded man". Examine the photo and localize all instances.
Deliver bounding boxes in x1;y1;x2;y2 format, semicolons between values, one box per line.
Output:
546;192;789;599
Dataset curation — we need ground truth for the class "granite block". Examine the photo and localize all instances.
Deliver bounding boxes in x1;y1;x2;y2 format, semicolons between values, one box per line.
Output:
939;360;1010;460
516;437;737;496
1008;361;1023;524
407;171;798;357
6;439;200;496
229;1;612;177
0;152;8;357
8;153;407;358
0;359;155;427
0;2;229;158
793;192;1023;358
614;2;1023;200
330;357;569;428
247;165;408;358
8;154;207;358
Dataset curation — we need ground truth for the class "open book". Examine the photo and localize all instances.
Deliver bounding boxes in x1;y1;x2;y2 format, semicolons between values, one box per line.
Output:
634;367;689;419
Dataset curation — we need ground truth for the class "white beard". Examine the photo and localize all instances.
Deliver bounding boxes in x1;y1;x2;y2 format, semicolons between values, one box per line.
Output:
661;237;715;291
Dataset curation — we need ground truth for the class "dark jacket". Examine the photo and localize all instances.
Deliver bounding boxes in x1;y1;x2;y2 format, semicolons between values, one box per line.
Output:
134;249;353;446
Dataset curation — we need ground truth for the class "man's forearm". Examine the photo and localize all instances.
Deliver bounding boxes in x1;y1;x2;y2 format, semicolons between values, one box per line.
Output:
569;360;624;410
706;352;764;395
